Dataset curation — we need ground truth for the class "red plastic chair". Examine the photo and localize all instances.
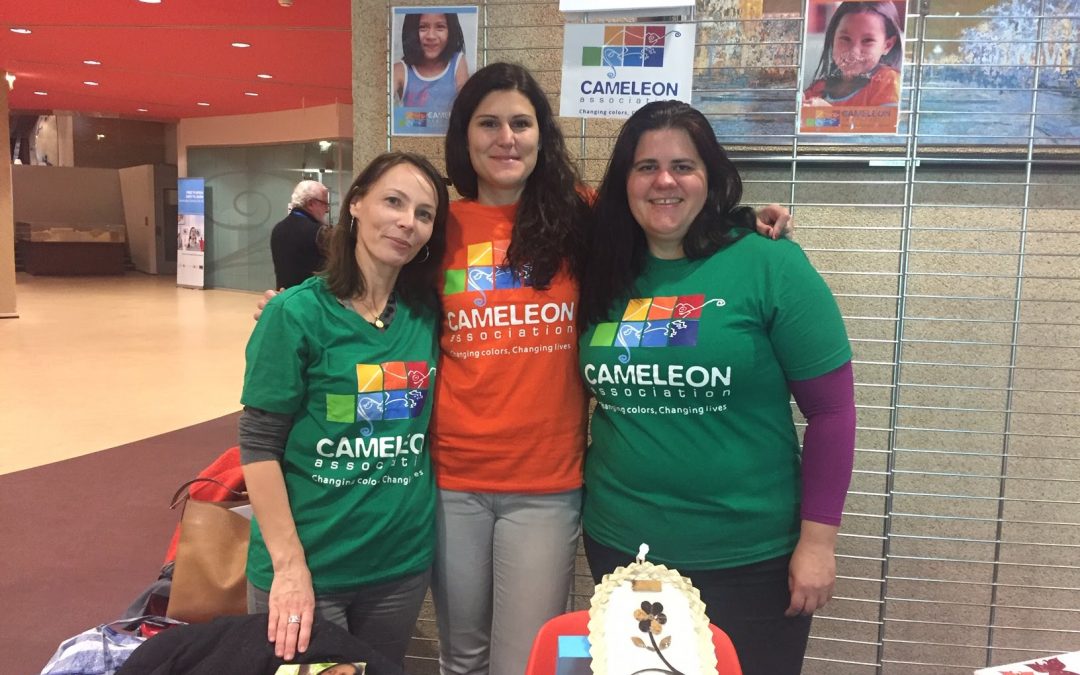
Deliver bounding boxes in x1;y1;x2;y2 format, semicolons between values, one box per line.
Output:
525;609;743;674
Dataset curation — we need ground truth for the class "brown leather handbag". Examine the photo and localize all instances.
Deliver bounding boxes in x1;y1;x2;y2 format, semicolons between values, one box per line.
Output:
165;477;250;623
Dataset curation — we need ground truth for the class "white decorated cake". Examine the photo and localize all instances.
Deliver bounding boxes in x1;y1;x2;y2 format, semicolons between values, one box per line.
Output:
588;544;717;675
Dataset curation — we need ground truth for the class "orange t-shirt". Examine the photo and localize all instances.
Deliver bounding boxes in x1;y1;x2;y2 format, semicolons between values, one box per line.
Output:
803;65;901;107
431;200;587;492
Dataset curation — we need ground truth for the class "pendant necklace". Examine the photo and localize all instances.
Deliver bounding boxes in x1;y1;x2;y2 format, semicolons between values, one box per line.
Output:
353;296;385;329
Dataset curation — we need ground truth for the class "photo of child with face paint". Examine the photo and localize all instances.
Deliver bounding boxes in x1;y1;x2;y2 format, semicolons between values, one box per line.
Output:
803;1;904;107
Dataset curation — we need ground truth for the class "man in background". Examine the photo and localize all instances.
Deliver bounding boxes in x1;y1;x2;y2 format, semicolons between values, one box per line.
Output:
271;180;330;289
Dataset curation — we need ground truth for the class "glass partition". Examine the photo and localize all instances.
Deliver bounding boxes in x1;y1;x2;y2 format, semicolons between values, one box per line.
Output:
187;139;353;292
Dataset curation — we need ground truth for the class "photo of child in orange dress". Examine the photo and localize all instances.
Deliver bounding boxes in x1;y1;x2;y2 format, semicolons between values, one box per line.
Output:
800;0;905;133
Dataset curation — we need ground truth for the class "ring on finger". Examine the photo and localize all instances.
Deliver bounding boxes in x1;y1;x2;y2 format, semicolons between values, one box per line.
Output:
287;614;302;624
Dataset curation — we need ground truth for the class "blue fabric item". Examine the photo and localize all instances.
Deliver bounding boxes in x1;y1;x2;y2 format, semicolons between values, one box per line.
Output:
40;624;146;675
557;635;591;658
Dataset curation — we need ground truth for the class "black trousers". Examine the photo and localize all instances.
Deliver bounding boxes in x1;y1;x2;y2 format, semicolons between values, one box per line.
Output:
583;531;812;675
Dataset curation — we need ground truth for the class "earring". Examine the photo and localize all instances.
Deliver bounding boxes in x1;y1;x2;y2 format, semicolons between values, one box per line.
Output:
350;216;357;234
412;245;431;264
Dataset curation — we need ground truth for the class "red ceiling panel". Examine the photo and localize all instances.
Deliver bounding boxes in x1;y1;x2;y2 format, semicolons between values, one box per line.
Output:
0;0;354;121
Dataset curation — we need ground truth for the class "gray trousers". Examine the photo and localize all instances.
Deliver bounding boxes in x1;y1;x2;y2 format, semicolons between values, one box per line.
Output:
247;567;430;668
431;488;582;675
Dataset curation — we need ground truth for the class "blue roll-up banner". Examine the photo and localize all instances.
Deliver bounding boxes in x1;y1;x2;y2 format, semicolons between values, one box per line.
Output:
177;178;205;289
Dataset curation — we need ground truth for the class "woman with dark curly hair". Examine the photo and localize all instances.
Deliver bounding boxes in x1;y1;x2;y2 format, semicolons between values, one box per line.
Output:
578;100;855;675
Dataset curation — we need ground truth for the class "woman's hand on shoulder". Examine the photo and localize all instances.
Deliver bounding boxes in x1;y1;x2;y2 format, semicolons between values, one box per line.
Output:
254;289;280;320
267;561;316;660
785;521;838;617
755;204;795;240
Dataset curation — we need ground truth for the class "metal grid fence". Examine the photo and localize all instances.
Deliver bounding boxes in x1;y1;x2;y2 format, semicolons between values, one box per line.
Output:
384;1;1080;672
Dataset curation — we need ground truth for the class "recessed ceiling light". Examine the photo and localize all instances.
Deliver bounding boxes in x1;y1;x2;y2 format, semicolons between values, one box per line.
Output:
84;59;102;65
83;81;99;86
10;28;32;35
96;134;106;141
257;73;273;79
34;91;48;96
137;108;148;112
231;42;251;48
196;102;210;107
244;92;259;97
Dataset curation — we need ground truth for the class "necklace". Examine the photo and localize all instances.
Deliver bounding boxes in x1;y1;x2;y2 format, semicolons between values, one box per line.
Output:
352;295;387;329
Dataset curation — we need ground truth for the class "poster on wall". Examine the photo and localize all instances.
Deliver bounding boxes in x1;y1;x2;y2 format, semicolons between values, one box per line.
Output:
560;22;696;119
798;0;905;135
391;5;478;136
177;178;205;289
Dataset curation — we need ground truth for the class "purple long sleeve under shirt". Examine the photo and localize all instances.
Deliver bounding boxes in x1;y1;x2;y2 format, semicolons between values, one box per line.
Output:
787;361;856;526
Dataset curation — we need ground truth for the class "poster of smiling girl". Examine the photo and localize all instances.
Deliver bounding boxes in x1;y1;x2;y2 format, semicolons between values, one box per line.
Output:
391;6;478;136
798;0;906;134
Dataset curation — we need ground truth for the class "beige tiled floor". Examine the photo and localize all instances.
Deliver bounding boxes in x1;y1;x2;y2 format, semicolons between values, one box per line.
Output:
0;273;258;475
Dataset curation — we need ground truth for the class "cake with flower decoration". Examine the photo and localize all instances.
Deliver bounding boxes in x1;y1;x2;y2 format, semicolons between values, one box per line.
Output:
587;544;717;675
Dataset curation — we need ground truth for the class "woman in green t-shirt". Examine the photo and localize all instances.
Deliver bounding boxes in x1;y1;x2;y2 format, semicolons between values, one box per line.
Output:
239;152;449;667
577;101;856;675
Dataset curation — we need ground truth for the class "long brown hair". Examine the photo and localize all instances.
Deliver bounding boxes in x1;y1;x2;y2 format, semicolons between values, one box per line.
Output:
444;62;589;287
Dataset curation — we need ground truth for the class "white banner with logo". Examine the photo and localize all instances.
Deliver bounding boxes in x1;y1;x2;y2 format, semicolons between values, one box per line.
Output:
559;22;696;119
559;0;693;11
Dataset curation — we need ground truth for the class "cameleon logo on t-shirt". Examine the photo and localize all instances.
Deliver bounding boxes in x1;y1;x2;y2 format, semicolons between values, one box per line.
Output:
443;240;531;305
589;295;725;361
584;294;732;412
325;361;432;432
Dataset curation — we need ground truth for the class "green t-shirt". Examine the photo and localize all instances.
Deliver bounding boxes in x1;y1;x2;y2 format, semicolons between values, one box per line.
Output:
242;276;438;593
579;234;851;570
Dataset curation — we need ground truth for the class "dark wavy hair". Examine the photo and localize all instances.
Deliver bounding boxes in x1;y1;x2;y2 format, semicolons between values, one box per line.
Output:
579;100;755;329
401;12;465;67
322;152;449;313
445;62;589;287
812;1;904;82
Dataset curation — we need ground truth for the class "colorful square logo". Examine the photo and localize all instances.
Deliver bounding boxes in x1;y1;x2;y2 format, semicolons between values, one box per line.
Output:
326;361;433;424
581;25;670;71
588;295;715;355
444;240;532;297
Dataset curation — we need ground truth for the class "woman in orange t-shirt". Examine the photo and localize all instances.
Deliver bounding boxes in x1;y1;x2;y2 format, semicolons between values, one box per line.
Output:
430;63;591;675
431;63;795;675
